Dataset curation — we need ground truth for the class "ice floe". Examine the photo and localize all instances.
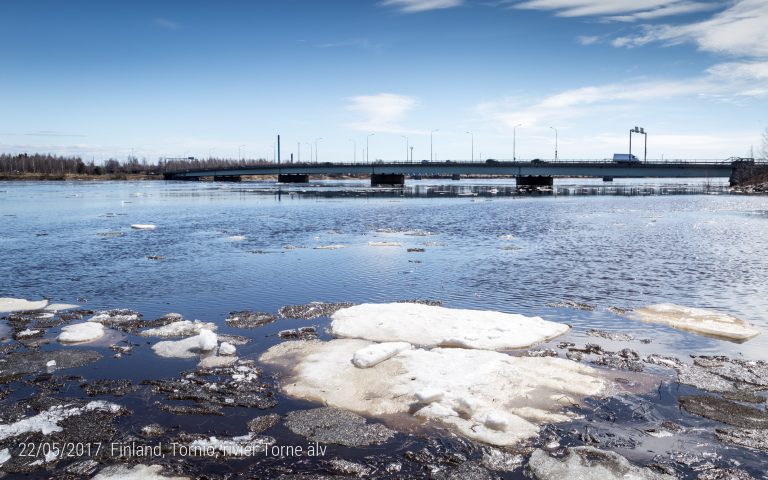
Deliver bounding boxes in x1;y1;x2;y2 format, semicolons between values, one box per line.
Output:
57;322;105;343
151;328;218;358
92;464;189;480
331;303;569;350
187;433;274;457
313;244;347;250
130;224;156;230
630;304;760;341
0;297;48;313
352;342;412;368
16;328;42;338
219;342;237;356
227;235;246;241
528;447;673;480
139;320;217;337
0;401;122;441
261;339;605;446
0;448;10;466
45;303;79;311
368;241;402;247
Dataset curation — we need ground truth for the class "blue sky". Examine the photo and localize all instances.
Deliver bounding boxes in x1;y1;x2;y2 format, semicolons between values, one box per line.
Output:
1;0;767;162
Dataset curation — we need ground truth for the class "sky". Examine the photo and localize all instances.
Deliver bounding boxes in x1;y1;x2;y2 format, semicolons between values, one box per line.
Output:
1;0;767;162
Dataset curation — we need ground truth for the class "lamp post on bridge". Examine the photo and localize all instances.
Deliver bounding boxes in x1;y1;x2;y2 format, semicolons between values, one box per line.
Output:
549;126;558;162
314;138;322;163
430;129;439;162
513;124;522;161
305;142;312;163
401;135;409;163
629;126;648;163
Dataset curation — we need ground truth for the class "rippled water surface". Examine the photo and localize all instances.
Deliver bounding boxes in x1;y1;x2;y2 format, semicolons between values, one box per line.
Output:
1;179;767;478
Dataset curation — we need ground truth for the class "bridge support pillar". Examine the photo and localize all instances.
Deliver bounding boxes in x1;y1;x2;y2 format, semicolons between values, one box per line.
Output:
451;174;461;181
516;176;553;189
602;176;614;182
371;173;405;187
213;176;242;182
278;174;309;183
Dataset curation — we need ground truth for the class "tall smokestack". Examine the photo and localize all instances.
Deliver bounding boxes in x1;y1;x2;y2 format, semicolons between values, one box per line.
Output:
277;135;281;165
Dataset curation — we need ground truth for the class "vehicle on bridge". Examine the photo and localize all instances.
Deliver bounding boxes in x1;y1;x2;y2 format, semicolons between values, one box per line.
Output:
612;153;640;163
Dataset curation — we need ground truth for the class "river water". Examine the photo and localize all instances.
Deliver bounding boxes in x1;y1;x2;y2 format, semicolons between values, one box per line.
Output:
1;178;766;478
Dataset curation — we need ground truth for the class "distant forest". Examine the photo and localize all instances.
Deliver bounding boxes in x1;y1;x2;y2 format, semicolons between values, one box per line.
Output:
0;154;272;176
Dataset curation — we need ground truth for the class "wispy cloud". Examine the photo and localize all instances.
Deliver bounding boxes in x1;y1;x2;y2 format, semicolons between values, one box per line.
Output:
611;0;768;58
346;93;419;133
511;0;715;20
381;0;463;13
316;38;384;53
24;131;86;138
152;17;180;30
576;35;600;45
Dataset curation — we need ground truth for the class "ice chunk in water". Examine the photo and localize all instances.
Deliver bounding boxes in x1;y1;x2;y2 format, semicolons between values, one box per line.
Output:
0;297;48;313
58;322;105;343
630;303;759;341
528;446;673;480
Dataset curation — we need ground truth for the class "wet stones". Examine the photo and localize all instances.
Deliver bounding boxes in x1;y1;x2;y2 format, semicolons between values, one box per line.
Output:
279;302;356;320
80;379;137;397
0;350;101;384
396;299;442;306
528;446;674;480
645;354;768;397
679;395;768;429
546;301;596;311
323;459;371;476
226;311;276;328
526;348;558;358
586;329;634;342
247;414;281;434
279;326;318;340
715;428;768;453
432;461;493;480
284;407;395;447
591;348;644;372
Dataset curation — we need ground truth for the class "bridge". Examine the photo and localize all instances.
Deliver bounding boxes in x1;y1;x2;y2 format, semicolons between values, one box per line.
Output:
164;160;743;187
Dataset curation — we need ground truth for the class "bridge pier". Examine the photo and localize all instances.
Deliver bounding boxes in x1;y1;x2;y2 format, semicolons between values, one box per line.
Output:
278;174;309;183
371;173;405;187
451;174;461;181
516;176;553;189
213;176;242;182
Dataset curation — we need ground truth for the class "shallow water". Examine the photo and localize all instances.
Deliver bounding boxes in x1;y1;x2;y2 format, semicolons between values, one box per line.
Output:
1;179;767;478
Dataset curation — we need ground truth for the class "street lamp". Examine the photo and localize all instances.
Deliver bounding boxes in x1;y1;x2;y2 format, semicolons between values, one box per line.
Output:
305;142;312;163
629;126;648;163
466;131;474;162
430;129;439;162
238;144;245;161
314;138;323;163
348;139;356;163
401;136;409;163
366;133;375;163
549;126;558;162
513;124;522;161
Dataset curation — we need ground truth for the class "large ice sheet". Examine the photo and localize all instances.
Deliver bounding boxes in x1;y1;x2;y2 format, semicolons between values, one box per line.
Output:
0;297;48;313
57;322;105;343
331;303;569;350
630;304;760;341
260;339;605;446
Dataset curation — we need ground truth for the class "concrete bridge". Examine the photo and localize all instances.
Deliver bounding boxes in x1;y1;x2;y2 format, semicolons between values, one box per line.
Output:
164;160;740;187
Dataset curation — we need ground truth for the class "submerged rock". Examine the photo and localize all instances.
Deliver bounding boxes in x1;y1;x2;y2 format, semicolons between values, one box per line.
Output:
630;304;760;341
586;329;634;341
284;407;395;447
528;447;674;480
226;311;276;328
279;302;356;320
679;395;768;429
331;303;570;350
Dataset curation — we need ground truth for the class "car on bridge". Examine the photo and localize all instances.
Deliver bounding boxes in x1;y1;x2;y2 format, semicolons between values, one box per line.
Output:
612;153;640;163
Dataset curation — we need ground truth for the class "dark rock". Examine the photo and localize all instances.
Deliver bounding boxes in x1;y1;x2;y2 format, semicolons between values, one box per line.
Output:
697;467;757;480
433;461;493;480
0;349;101;384
80;379;137;397
323;459;371;476
278;302;356;320
226;311;277;328
527;348;558;358
679;395;768;429
715;428;768;452
248;413;281;433
546;301;596;311
586;329;634;341
284;407;395;447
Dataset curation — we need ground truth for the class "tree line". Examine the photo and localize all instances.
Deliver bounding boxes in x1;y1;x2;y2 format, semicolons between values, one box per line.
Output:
0;153;273;176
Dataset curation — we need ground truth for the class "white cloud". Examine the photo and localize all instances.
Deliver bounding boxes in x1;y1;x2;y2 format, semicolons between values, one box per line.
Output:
611;0;768;58
346;93;419;133
576;35;600;45
511;0;714;20
381;0;463;13
152;18;180;30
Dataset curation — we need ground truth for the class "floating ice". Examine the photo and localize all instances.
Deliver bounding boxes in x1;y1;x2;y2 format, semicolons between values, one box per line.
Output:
227;235;246;241
528;447;673;480
630;304;760;341
92;464;189;480
261;339;605;446
0;448;10;466
0;297;48;313
368;241;402;247
331;303;569;350
130;224;156;230
219;342;237;356
314;244;347;250
188;433;274;457
58;322;105;343
46;360;56;368
16;328;42;338
139;320;217;337
0;401;122;441
45;303;79;311
352;342;412;368
152;329;218;359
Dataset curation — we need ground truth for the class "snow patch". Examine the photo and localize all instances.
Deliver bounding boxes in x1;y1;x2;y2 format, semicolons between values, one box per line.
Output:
331;303;569;350
0;401;122;441
92;464;189;480
368;241;402;247
0;448;10;466
130;224;156;230
630;303;760;341
152;329;218;359
260;339;605;446
58;322;105;343
0;297;48;313
352;342;412;368
139;320;217;337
